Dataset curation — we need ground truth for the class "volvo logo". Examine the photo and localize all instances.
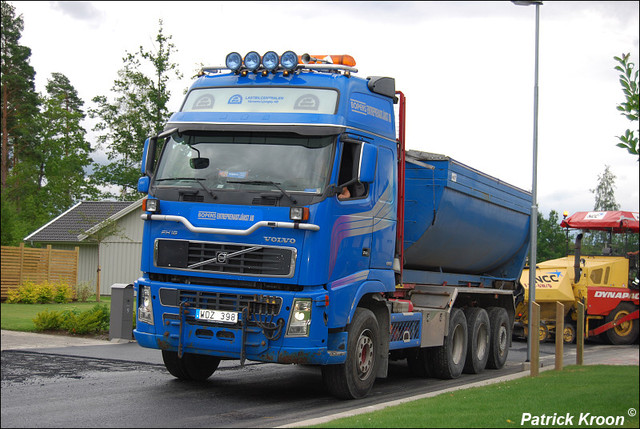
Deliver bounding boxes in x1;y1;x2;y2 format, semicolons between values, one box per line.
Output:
216;252;228;264
264;237;296;244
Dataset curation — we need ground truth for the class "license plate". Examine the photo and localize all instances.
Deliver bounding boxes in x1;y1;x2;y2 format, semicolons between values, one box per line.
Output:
195;309;238;324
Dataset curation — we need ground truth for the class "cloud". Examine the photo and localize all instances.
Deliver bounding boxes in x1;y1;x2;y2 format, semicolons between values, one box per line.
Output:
51;1;105;25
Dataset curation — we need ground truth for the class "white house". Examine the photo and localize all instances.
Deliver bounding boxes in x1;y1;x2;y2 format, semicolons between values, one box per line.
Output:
24;199;144;296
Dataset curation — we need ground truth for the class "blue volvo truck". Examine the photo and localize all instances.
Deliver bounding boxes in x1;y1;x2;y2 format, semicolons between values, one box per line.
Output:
134;51;532;399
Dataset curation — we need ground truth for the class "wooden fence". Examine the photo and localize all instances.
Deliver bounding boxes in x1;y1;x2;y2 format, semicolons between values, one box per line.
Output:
1;243;79;300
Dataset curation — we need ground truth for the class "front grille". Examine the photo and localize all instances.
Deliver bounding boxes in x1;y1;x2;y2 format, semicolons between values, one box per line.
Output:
155;239;296;277
160;288;283;327
161;289;282;313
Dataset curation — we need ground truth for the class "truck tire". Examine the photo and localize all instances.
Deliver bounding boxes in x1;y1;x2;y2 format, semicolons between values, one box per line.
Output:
539;322;550;343
562;323;576;344
463;307;490;374
486;307;510;369
162;350;220;381
322;308;379;399
427;308;467;379
604;302;639;345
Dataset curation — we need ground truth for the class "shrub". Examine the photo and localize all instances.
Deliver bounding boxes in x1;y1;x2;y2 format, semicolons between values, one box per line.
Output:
33;304;111;335
60;304;110;335
74;282;91;302
53;282;74;303
7;280;73;304
60;308;80;333
7;281;38;304
34;281;55;304
33;309;64;331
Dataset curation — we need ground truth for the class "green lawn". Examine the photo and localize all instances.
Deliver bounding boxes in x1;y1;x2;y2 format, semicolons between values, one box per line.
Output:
1;296;111;332
308;365;639;428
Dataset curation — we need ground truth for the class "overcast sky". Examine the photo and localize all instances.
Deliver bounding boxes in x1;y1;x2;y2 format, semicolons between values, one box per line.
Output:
11;1;640;216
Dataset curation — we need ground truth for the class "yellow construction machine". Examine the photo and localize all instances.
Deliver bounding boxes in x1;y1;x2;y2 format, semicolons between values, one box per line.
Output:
514;211;639;345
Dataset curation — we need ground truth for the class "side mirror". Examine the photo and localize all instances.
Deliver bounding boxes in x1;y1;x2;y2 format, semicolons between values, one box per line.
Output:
137;176;150;193
358;142;377;183
141;136;157;177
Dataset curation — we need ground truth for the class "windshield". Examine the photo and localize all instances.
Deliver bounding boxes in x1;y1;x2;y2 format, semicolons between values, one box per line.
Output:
153;131;335;199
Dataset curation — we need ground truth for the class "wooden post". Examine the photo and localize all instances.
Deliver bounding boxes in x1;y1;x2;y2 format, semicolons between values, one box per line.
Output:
576;301;584;365
555;302;564;371
18;242;25;285
96;265;101;302
46;244;52;282
96;243;101;302
531;302;540;377
74;246;79;286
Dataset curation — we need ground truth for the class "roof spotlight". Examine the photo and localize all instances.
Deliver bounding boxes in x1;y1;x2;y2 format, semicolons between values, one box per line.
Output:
225;52;243;72
244;51;261;72
280;50;298;71
262;51;279;72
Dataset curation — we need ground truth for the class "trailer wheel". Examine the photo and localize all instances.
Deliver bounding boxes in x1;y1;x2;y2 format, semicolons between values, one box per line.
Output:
427;308;467;379
486;307;510;369
604;302;639;345
162;350;220;381
562;323;576;344
539;322;550;343
322;308;379;399
463;308;490;374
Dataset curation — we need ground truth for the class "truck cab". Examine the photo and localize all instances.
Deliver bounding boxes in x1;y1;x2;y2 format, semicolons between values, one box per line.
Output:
134;52;399;397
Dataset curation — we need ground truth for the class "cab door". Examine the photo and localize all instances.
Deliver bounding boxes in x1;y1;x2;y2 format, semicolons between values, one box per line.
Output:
370;145;397;270
328;139;374;281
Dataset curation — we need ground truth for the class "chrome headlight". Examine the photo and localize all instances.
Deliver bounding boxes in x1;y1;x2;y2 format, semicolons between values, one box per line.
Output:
138;286;154;325
286;298;312;337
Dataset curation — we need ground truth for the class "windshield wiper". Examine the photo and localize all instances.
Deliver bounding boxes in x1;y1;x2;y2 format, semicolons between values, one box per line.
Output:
154;177;217;200
227;180;297;205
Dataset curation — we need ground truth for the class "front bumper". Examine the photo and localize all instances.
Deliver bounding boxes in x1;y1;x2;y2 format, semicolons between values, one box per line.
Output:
133;279;347;365
134;328;347;365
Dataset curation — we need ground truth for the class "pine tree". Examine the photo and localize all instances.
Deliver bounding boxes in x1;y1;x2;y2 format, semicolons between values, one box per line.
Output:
37;72;96;216
90;20;181;200
584;165;621;254
1;1;39;186
1;1;42;244
591;165;620;212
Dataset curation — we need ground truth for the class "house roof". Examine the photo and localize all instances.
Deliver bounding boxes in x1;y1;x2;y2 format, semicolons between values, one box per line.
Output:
24;199;143;243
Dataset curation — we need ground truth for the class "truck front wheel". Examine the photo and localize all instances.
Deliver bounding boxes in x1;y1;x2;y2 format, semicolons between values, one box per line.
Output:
322;308;379;399
162;350;220;381
604;302;639;345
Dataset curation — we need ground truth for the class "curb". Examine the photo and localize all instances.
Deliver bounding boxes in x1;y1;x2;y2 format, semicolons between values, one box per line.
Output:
277;348;639;428
276;369;534;428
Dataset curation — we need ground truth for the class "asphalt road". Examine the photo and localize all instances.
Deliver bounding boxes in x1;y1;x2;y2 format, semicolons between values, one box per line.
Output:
1;332;638;428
